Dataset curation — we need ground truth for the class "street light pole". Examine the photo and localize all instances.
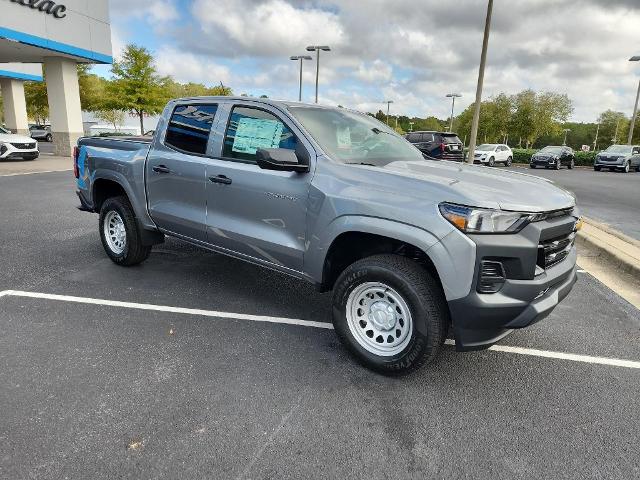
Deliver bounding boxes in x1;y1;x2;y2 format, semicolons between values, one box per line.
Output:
409;121;414;132
290;55;312;102
562;128;571;146
627;56;640;145
593;122;600;151
383;100;394;125
306;45;331;103
466;0;493;164
446;93;462;132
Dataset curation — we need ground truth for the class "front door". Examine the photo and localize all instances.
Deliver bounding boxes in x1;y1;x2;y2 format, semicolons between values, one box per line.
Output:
205;104;312;272
146;103;219;241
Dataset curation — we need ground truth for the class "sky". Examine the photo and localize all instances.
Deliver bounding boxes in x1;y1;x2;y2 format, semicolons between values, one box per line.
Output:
103;0;640;123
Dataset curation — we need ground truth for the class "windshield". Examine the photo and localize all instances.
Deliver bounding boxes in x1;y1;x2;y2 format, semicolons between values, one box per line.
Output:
441;134;461;144
476;144;496;151
540;146;563;154
288;106;424;165
604;145;632;154
0;126;10;134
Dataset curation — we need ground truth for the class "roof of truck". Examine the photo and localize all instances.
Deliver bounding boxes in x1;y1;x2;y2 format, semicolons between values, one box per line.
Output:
170;96;340;110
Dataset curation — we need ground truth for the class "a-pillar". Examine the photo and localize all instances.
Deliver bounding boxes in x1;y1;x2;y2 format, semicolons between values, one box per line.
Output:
0;78;29;135
44;57;83;157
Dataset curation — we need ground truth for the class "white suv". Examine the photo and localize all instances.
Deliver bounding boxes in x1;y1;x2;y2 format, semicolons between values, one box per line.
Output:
473;144;513;167
0;126;39;160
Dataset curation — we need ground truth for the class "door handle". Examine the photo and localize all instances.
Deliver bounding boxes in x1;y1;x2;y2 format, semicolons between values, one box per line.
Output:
152;165;171;174
209;175;232;185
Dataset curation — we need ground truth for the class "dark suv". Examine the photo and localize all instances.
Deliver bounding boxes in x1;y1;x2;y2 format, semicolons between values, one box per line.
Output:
405;131;464;161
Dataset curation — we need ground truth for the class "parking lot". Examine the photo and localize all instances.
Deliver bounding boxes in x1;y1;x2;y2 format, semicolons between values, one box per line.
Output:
506;165;640;240
1;170;639;479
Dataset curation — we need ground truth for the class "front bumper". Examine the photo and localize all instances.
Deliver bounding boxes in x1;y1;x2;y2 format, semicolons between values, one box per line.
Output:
0;151;39;160
447;213;578;351
594;158;624;168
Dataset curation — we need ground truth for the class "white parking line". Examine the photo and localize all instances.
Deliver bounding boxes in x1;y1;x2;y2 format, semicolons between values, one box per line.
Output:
443;339;639;369
1;289;639;369
0;169;72;177
0;290;333;330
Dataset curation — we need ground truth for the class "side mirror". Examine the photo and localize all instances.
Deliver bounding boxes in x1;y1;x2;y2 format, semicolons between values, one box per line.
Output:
256;148;309;173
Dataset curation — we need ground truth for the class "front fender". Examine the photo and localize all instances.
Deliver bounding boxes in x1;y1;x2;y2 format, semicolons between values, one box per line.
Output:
305;215;476;301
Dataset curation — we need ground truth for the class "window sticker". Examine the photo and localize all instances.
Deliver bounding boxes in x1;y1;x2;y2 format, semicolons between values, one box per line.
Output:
336;126;351;149
232;118;284;154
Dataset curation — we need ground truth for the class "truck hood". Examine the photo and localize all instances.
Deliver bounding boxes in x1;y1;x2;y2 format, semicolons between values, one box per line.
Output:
366;159;576;213
0;133;35;143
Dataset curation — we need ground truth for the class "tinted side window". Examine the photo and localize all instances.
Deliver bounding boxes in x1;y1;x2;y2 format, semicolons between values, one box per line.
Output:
406;133;421;142
422;133;434;142
222;106;298;163
165;104;218;155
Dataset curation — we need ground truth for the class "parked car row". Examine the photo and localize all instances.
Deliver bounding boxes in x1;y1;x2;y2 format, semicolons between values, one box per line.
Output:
405;132;640;174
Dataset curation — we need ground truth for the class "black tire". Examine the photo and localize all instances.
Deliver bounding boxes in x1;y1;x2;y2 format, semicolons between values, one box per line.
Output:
594;166;601;171
45;133;52;142
332;254;448;375
568;159;574;169
488;157;495;167
530;164;536;169
506;156;512;167
554;161;560;170
99;196;151;266
622;162;630;173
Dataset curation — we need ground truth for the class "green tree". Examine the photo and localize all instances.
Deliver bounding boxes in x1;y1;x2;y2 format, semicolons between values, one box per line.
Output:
106;44;170;134
77;64;108;112
596;110;629;147
24;80;49;125
95;109;126;132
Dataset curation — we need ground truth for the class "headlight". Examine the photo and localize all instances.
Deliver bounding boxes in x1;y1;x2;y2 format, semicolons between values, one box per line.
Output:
439;202;533;234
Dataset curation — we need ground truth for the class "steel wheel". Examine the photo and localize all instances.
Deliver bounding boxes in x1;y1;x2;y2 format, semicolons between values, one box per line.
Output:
103;210;126;255
346;282;413;357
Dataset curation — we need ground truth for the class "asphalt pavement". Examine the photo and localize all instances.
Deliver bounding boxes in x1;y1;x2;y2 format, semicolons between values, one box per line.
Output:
506;164;640;240
1;171;639;479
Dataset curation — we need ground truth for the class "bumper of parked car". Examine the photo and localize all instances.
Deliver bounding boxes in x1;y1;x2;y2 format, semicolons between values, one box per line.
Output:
0;144;39;160
594;158;624;167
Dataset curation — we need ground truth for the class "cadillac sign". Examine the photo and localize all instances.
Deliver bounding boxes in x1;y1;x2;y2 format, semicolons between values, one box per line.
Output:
7;0;67;19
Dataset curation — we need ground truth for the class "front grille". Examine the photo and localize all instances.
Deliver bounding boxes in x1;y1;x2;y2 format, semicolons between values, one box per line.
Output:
11;142;36;150
538;232;575;269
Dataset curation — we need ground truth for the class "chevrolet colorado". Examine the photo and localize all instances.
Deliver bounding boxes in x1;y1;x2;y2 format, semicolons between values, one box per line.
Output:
74;97;579;374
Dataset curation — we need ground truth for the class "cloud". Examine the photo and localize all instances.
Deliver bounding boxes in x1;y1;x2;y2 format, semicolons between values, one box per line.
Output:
355;60;393;83
109;0;179;23
107;0;640;122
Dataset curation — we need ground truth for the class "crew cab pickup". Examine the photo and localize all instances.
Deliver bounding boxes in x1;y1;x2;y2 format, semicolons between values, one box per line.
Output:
75;97;579;374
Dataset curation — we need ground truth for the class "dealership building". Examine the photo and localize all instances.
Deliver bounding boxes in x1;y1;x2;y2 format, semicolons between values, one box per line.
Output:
0;0;112;155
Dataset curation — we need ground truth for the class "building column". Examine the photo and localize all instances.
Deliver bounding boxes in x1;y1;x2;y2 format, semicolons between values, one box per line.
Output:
0;78;29;135
44;57;83;157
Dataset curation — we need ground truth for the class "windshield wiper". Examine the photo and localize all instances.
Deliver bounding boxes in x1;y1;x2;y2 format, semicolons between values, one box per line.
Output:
371;127;392;135
346;161;377;166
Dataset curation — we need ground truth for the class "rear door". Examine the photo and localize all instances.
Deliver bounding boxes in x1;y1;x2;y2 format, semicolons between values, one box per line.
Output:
146;103;219;241
204;102;313;272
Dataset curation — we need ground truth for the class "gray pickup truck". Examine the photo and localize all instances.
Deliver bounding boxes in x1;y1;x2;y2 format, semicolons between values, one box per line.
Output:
75;96;579;374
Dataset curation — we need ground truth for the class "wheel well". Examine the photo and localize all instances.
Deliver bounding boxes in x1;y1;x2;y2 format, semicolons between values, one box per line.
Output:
93;179;127;212
321;232;441;292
